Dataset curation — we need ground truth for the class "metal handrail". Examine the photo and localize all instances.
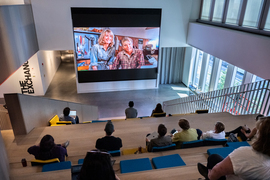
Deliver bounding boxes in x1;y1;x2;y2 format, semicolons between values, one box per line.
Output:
163;80;270;116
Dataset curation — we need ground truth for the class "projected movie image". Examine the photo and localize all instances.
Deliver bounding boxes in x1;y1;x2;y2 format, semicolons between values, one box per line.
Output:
74;27;160;71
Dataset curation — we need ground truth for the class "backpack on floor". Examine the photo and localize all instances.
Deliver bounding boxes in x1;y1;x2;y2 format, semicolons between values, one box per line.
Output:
227;133;239;142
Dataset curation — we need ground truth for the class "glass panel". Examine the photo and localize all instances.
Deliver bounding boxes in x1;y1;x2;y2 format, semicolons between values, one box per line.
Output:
233;67;245;86
243;0;263;28
252;75;264;82
264;6;270;30
255;76;264;82
226;0;242;25
201;0;212;20
193;50;203;88
213;0;226;22
204;55;214;92
217;61;229;90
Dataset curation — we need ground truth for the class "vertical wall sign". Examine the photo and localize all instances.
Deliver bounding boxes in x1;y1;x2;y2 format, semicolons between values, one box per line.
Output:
19;61;35;94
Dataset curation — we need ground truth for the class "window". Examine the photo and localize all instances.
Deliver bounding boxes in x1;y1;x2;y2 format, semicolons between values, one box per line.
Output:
233;67;245;86
225;0;242;25
204;55;214;92
201;0;212;20
217;61;229;90
193;50;204;88
243;0;264;28
265;6;270;30
213;0;226;22
252;75;264;82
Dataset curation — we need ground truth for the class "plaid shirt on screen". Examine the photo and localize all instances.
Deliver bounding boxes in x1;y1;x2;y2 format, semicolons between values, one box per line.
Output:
112;49;145;69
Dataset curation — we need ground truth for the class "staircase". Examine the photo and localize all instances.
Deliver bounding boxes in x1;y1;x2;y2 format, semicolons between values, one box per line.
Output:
164;80;270;116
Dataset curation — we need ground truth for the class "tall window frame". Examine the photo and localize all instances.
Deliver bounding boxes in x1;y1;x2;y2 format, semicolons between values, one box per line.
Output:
192;50;204;88
203;55;214;92
198;0;270;37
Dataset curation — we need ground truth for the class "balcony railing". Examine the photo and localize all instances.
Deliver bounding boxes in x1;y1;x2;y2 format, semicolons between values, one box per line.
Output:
163;80;270;116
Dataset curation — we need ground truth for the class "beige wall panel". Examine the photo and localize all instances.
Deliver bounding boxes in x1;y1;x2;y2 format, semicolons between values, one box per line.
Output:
5;94;98;135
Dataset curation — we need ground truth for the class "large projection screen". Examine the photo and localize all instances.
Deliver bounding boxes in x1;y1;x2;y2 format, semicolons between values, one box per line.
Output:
71;8;162;84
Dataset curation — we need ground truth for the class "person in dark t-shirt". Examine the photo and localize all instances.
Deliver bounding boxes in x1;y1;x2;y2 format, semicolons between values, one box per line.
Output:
95;121;122;151
28;134;69;162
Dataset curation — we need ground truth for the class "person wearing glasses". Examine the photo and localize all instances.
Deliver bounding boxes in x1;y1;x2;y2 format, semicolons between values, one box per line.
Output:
78;149;120;180
95;121;122;151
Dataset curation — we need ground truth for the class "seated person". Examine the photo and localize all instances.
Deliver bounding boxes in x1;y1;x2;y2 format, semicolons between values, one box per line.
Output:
59;107;79;124
146;124;172;152
202;121;225;139
125;101;138;119
172;119;202;143
225;114;263;141
197;117;270;180
77;149;120;180
96;121;122;151
151;103;165;117
28;134;69;162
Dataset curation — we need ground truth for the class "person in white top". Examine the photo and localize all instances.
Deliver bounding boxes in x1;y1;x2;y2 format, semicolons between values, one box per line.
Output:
197;117;270;180
201;121;225;140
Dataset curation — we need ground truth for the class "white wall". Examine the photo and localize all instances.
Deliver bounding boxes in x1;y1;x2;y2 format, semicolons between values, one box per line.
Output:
37;51;62;93
0;51;61;98
0;53;44;98
30;0;201;93
187;22;270;80
31;0;201;50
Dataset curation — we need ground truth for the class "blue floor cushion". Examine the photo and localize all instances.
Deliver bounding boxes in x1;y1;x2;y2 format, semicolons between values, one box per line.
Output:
226;141;250;149
42;161;71;172
120;158;152;173
152;154;186;169
207;147;235;158
78;159;84;164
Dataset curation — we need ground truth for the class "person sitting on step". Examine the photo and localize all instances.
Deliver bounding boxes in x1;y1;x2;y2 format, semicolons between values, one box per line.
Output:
172;119;202;144
201;121;225;140
146;124;172;152
225;114;263;142
95;121;122;152
28;134;69;162
197;117;270;180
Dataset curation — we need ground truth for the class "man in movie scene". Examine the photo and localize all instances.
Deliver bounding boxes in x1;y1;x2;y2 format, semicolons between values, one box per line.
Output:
89;29;115;70
112;37;145;69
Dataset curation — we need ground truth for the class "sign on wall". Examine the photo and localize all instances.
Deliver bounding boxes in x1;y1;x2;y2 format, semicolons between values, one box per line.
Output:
19;61;35;94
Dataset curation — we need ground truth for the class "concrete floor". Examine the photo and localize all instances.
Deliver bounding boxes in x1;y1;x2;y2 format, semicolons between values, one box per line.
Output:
43;61;192;119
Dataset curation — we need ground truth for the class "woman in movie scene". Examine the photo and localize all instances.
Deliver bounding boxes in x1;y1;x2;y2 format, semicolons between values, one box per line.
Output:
90;29;115;70
77;149;120;180
197;117;270;180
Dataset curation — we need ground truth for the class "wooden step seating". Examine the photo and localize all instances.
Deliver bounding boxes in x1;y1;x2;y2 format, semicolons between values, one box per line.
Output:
6;113;258;180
